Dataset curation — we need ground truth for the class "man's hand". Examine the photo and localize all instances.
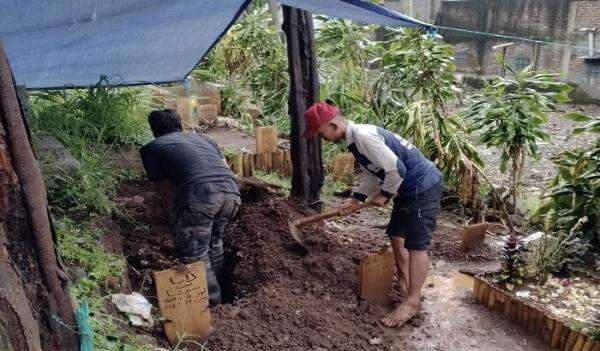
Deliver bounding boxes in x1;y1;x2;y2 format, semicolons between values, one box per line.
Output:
370;193;390;207
339;197;360;216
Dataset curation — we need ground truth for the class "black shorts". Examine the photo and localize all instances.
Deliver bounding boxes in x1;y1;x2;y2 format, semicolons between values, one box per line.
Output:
385;180;443;251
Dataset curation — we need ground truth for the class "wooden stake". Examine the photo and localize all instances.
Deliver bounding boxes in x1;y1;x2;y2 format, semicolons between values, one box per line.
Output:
265;152;273;173
503;295;512;317
559;321;572;349
521;304;530;328
473;278;482;301
249;153;255;176
233;154;244;176
537;310;549;338
529;307;539;335
582;337;595;351
477;281;487;303
255;153;262;171
243;154;251;177
487;287;496;308
543;318;555;343
565;331;581;351
573;334;586;351
551;320;564;348
273;151;284;175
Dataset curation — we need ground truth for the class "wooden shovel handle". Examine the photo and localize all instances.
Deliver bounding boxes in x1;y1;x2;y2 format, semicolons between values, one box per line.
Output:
293;201;374;227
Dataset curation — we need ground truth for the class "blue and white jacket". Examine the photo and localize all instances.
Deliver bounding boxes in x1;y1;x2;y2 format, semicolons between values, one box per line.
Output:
346;122;442;201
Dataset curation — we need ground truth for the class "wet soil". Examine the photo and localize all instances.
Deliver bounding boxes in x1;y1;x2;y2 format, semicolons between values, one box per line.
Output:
113;178;551;350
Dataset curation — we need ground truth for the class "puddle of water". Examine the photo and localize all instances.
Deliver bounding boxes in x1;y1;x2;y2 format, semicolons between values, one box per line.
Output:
427;270;475;296
452;272;475;290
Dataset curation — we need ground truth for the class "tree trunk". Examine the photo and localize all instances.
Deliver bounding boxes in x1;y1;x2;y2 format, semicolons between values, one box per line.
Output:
282;5;324;205
0;41;79;350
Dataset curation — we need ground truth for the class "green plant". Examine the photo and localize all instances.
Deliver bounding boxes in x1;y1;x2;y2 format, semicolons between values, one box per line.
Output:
531;112;600;247
31;76;151;147
317;17;375;114
497;236;527;291
253;170;291;195
463;62;572;208
40;147;117;215
194;4;288;133
322;178;349;196
528;217;591;284
368;29;484;209
56;218;125;297
532;142;600;246
55;218;149;350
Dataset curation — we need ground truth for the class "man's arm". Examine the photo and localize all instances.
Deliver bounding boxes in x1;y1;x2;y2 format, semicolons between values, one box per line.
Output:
351;164;381;202
140;144;165;182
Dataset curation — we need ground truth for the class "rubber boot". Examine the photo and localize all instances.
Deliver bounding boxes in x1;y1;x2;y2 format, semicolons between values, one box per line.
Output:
202;257;222;306
209;238;224;280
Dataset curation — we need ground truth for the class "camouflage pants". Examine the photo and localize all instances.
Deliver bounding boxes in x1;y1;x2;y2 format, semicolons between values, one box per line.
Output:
172;192;240;306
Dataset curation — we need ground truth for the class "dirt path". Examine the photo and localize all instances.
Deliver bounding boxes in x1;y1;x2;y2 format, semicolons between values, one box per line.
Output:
327;204;551;350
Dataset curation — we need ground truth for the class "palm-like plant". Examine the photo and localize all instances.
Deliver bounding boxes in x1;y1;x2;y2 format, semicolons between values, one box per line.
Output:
370;29;485;211
463;63;572;209
316;17;375;116
533;133;600;247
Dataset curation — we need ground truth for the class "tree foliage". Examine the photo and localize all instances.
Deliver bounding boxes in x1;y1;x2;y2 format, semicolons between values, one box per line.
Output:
532;115;600;247
463;63;572;207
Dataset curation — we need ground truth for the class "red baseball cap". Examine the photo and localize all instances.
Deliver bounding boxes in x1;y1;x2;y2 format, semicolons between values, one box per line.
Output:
303;102;340;138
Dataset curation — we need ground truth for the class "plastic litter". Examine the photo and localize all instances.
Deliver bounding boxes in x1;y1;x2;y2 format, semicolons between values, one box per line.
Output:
111;292;153;327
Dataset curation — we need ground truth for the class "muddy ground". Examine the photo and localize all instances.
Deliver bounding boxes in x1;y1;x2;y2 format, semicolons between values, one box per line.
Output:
113;178;551;351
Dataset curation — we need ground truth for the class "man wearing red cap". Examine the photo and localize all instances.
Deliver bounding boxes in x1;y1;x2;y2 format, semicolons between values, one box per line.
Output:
303;101;443;328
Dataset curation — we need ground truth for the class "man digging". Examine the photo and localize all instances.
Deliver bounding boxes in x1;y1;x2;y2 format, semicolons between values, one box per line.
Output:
303;101;443;327
140;109;240;306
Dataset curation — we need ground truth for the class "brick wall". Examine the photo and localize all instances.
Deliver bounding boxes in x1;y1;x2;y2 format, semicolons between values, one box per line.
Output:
434;0;600;98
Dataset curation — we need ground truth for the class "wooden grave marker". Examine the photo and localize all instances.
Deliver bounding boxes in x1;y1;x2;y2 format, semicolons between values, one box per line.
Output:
154;262;211;345
358;249;394;304
256;126;278;153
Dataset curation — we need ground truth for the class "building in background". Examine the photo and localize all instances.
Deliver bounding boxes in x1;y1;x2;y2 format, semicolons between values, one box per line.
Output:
386;0;600;99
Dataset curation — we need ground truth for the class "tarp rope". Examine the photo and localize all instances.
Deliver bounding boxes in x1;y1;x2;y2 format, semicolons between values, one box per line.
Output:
435;25;600;55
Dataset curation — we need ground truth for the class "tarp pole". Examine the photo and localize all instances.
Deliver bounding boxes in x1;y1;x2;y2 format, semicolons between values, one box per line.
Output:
282;5;324;206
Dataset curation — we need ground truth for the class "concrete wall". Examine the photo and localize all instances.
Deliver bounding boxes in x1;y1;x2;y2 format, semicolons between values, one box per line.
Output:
385;0;600;99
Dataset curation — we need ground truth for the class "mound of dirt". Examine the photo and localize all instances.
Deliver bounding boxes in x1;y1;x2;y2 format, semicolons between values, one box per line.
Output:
210;196;404;350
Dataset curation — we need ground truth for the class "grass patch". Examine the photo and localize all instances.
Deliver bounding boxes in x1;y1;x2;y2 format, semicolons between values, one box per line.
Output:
41;148;117;215
56;218;151;350
253;170;292;195
30;77;151;146
322;178;350;197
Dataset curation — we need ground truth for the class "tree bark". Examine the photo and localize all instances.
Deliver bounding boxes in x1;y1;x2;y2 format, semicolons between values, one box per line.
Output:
282;5;324;205
0;41;79;350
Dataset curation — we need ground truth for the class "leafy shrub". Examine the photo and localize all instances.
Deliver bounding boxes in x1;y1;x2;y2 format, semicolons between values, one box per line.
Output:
527;218;591;284
532;115;600;247
463;63;572;207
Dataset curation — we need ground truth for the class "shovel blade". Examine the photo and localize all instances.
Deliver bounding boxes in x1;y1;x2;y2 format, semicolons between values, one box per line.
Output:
289;221;305;245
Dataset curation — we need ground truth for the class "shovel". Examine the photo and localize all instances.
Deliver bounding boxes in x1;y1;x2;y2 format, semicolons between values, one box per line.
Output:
289;202;375;248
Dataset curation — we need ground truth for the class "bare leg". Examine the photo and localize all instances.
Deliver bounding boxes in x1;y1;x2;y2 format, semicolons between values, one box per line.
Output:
390;237;409;294
382;249;429;327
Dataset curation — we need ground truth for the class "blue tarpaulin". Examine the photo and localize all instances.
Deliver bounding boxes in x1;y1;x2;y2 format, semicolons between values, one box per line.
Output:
0;0;430;89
